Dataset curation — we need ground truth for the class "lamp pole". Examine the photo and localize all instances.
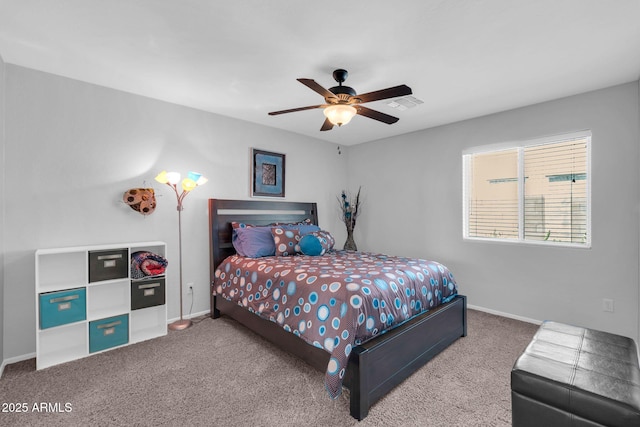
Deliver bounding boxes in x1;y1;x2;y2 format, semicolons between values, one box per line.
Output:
169;200;190;330
155;171;207;331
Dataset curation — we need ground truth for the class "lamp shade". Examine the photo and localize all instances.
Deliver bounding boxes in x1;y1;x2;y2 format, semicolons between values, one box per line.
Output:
166;172;181;185
155;171;169;184
188;171;208;186
181;178;197;192
324;104;357;126
155;170;207;192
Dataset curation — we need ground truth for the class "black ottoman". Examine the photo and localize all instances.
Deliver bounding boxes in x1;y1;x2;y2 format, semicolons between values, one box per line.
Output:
511;321;640;427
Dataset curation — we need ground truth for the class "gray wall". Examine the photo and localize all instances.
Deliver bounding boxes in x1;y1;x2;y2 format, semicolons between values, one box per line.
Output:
3;63;639;363
2;65;348;360
0;54;5;366
348;82;640;342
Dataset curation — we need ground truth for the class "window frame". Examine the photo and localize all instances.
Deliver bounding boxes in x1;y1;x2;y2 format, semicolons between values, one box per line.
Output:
462;130;592;248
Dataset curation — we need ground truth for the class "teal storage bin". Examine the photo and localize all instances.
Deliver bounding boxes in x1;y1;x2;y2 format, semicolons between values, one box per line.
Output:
89;314;129;353
39;288;87;329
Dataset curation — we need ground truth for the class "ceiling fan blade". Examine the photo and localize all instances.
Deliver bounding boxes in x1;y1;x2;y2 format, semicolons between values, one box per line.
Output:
268;104;326;115
353;84;412;104
320;118;334;131
355;105;400;124
298;78;339;101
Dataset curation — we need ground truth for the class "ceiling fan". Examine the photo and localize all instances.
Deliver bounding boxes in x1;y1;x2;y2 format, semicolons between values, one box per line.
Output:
268;69;412;131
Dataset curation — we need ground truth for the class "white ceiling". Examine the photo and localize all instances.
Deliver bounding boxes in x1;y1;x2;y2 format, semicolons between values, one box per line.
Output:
1;0;639;146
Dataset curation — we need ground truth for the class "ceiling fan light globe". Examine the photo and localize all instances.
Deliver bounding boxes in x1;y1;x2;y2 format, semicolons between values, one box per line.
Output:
324;105;357;126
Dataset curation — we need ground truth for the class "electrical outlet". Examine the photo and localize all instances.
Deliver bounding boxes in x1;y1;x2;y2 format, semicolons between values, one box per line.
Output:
187;283;194;295
602;298;614;312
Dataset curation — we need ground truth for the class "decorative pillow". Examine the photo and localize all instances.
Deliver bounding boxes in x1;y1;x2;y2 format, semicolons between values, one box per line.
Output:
233;227;276;258
280;221;321;236
272;218;312;226
299;231;335;256
230;220;319;257
231;221;258;229
271;227;301;256
231;222;273;257
231;223;250;256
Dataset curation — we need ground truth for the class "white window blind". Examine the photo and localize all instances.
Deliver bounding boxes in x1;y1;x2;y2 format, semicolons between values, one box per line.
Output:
463;132;591;247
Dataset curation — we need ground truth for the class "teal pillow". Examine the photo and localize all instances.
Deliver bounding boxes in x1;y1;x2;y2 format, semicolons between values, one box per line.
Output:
299;231;335;256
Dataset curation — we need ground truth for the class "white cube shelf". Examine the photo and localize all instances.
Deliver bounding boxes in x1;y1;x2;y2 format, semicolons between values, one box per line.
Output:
36;242;168;369
37;322;87;370
87;280;130;321
131;305;168;343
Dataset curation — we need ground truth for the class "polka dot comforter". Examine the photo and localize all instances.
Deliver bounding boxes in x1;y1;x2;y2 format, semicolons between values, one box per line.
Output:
213;250;459;399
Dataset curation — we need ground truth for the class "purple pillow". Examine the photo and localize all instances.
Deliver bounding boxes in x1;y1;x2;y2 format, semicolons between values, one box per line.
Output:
232;227;276;258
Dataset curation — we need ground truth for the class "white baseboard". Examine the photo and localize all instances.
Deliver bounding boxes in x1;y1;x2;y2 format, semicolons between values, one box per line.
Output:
468;304;542;325
468;305;639;365
2;310;213;377
4;307;538;378
0;352;36;379
167;309;210;325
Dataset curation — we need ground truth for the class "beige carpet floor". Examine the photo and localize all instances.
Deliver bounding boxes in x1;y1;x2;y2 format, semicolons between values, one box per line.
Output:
0;309;538;426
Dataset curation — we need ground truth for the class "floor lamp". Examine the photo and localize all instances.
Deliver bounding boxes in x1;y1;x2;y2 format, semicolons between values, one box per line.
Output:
155;170;207;331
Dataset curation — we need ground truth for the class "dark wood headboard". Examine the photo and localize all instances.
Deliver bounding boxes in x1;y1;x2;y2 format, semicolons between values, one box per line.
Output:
208;198;318;286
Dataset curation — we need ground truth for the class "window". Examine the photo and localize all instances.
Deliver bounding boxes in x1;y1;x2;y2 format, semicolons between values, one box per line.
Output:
463;131;591;247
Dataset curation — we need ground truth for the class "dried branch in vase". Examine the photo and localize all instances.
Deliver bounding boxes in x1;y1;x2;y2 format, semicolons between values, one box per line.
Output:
338;187;361;251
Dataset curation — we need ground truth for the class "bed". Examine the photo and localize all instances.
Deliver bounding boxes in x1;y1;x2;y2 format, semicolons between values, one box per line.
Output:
208;198;467;420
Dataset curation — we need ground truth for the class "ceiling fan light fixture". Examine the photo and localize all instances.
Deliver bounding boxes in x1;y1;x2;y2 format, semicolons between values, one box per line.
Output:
324;104;357;126
269;69;411;131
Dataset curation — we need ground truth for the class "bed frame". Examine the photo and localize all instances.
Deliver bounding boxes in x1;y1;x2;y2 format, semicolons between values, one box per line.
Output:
208;198;467;420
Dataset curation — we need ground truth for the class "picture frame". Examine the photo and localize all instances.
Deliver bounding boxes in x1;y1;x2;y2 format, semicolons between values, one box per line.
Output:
251;148;285;198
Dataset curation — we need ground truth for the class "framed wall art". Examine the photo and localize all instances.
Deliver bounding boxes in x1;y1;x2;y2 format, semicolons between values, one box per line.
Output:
251;148;285;198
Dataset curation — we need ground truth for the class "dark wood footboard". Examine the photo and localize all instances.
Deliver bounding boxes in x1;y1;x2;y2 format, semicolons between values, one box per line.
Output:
345;295;466;419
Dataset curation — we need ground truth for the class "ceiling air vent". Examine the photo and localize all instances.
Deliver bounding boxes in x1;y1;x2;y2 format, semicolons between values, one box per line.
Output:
385;96;424;111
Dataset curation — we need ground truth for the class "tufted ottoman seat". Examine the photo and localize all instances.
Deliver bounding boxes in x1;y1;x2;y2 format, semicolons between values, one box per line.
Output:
511;321;640;427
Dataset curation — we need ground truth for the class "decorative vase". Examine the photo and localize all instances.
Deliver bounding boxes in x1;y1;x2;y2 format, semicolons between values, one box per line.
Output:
344;228;358;251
